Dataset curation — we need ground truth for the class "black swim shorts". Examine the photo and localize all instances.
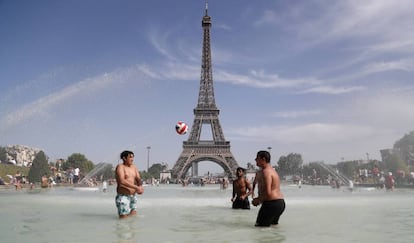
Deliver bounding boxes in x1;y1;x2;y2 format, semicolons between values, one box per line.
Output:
255;199;285;227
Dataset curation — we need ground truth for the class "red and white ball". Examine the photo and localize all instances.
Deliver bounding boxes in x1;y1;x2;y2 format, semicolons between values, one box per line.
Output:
175;121;188;135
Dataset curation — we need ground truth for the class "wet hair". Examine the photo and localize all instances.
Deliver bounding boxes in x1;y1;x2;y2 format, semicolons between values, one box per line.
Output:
120;150;134;160
236;167;246;173
257;150;271;163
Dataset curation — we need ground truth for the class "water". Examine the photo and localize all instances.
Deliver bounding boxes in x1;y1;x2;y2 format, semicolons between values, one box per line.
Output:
1;184;413;243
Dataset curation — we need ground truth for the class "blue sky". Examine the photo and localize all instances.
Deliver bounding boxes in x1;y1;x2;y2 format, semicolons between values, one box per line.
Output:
1;0;414;173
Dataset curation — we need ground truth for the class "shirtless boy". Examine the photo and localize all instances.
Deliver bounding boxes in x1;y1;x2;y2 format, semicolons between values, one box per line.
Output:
252;150;285;227
115;150;144;219
231;167;252;209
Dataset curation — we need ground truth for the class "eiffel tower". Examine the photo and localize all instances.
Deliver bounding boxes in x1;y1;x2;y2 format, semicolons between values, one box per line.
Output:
171;2;239;180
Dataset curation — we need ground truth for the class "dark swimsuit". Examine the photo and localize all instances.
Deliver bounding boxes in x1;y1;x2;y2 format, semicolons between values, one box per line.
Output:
255;199;285;226
232;197;250;209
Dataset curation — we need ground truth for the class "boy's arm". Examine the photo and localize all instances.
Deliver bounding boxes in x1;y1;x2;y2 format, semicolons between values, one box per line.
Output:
245;179;253;198
134;166;143;186
231;181;236;201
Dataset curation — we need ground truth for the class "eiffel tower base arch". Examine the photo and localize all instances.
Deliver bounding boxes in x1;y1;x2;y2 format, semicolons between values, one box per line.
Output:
171;143;239;181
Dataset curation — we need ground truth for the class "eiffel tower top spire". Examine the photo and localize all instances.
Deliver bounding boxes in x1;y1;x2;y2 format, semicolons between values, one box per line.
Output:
204;0;208;15
197;0;216;110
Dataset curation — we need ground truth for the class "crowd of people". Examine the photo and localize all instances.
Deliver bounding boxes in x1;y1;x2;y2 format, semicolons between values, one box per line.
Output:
0;165;104;191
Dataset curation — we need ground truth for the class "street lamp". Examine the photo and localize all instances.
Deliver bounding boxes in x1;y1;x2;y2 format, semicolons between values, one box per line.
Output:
267;147;272;162
147;146;151;172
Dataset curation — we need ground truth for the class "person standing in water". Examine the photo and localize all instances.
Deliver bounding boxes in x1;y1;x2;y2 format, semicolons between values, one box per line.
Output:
115;150;144;219
231;167;252;209
41;175;49;188
252;150;285;227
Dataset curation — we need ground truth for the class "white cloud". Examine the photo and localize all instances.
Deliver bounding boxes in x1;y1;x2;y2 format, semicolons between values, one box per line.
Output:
0;66;147;132
215;23;231;31
137;64;164;80
254;10;278;26
229;123;375;144
309;0;414;45
299;85;365;95
148;29;178;61
271;110;322;119
322;59;414;85
254;1;414;55
367;40;414;55
362;59;414;74
215;69;320;89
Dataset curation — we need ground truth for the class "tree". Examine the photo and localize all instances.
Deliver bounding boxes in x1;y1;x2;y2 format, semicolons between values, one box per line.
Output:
302;162;328;181
63;153;94;175
140;170;150;181
394;130;414;168
277;153;303;176
0;146;7;163
336;160;359;179
139;163;168;181
384;152;407;173
287;153;303;175
28;151;50;183
277;155;288;176
148;163;167;179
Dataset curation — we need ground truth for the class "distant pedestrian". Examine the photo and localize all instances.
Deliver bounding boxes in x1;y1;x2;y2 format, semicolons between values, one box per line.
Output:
102;180;108;193
385;172;395;190
41;175;48;188
221;178;228;190
73;167;80;184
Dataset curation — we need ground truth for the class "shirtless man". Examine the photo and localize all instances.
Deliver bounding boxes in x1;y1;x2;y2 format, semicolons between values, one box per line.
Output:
115;150;144;219
252;150;285;227
41;175;49;188
231;167;252;209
